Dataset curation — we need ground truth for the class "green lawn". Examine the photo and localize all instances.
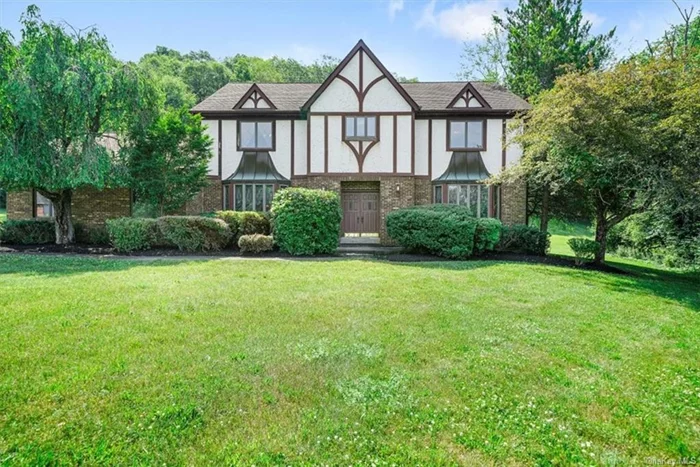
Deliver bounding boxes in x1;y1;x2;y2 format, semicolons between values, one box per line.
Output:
0;208;6;223
0;255;698;465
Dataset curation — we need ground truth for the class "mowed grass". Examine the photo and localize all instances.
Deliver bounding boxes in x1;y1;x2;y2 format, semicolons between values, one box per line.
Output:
0;208;6;223
0;255;698;465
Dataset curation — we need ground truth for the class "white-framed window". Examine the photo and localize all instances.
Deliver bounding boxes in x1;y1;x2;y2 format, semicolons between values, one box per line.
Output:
436;183;493;218
35;192;54;218
344;116;377;141
226;183;287;212
448;120;486;150
238;121;274;150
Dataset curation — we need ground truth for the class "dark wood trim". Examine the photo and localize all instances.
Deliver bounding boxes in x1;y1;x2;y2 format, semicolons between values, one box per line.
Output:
415;110;518;118
293;173;428;179
411;113;416;177
445;118;488;152
301;39;420;111
359;49;364;111
442;184;448;204
428;119;432;180
324;115;329;173
309;111;412;117
392;115;397;173
291;120;295;177
501;119;507;168
236;119;276;151
217;119;222;178
342;115;381;173
194;111;301;119
306;117;311;175
446;82;491;109
232;84;277;110
488;185;495;218
342;115;380;143
32;189;37;218
336;74;360;101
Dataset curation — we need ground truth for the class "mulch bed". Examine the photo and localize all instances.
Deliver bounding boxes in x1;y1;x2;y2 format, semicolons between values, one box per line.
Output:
0;243;629;275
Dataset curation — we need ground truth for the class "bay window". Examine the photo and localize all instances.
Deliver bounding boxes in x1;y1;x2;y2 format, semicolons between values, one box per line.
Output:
434;183;498;218
448;120;486;151
223;183;286;212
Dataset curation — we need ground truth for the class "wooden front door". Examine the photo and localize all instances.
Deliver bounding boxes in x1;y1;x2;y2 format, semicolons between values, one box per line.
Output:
342;191;379;236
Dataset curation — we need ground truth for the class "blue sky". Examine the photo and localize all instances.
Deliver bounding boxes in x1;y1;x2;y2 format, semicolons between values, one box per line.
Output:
1;0;698;81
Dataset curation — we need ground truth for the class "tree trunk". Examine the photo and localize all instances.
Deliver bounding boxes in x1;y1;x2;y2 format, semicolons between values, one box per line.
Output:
52;190;75;245
594;210;607;264
539;188;550;233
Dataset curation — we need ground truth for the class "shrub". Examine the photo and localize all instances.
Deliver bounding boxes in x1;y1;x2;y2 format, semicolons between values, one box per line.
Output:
215;211;270;245
568;238;601;265
271;188;342;255
238;234;274;254
106;218;158;252
74;222;110;245
131;201;159;218
497;225;550;256
386;205;478;259
0;219;55;244
157;216;231;252
473;218;502;254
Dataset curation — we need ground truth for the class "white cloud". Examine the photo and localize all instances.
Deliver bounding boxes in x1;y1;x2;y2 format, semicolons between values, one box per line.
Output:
583;11;606;30
388;0;404;21
416;0;502;42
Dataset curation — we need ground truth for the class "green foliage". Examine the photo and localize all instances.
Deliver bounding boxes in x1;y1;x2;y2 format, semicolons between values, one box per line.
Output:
74;222;110;245
271;188;342;256
132;201;160;219
493;0;615;99
474;218;503;254
568;238;601;265
386;205;478;259
106;218;158;252
0;6;160;244
214;211;270;246
238;234;274;254
497;225;550;256
128;108;212;215
157;216;231;252
0;219;54;244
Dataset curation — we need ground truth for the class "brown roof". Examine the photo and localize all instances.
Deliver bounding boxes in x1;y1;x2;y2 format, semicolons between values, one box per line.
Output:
192;81;530;113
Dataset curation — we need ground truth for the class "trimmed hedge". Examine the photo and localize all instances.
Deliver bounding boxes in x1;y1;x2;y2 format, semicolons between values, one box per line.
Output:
157;216;231;252
497;225;550;256
106;218;158;252
386;205;478;259
75;222;110;245
0;219;55;244
271;188;342;255
474;218;502;254
215;211;270;245
238;234;274;254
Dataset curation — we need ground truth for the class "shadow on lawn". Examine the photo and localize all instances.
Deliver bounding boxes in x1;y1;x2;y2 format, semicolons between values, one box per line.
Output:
387;259;700;312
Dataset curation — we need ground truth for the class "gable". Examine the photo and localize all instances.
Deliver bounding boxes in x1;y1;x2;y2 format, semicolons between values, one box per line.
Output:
447;83;491;109
302;40;419;113
233;84;276;110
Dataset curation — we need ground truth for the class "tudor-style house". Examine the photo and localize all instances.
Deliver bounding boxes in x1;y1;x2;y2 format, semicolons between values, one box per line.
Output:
191;40;529;243
5;40;529;244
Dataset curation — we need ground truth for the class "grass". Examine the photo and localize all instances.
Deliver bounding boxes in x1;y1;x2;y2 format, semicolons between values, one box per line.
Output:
0;255;698;465
0;208;6;223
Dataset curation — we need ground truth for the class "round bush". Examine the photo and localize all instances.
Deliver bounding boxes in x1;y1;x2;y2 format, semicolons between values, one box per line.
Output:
215;211;270;246
568;237;601;265
497;225;550;256
106;218;158;252
271;188;342;255
474;218;502;254
238;234;274;254
157;216;231;252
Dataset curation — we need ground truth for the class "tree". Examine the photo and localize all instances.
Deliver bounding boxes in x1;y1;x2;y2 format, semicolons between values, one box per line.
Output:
0;6;160;244
181;60;231;103
155;74;197;109
459;24;509;84
128;108;212;216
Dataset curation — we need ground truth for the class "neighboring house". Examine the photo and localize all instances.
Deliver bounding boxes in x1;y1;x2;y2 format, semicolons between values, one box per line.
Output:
6;40;529;244
191;40;529;243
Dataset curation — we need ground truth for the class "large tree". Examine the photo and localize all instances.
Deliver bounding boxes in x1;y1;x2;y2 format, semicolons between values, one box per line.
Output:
0;6;160;244
127;108;212;216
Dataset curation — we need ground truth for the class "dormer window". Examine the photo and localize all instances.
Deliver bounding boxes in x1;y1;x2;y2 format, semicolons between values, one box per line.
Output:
448;120;486;151
238;121;275;151
344;116;378;141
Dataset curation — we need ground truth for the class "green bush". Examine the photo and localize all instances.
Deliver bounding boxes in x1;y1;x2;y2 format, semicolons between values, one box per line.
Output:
74;222;110;245
271;188;342;255
568;238;601;265
157;216;231;252
497;225;550;256
131;201;159;218
386;205;478;259
0;219;55;244
238;234;274;254
106;218;158;252
474;218;502;254
215;211;270;245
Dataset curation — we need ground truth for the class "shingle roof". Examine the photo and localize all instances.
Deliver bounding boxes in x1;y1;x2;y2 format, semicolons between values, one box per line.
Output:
192;81;529;113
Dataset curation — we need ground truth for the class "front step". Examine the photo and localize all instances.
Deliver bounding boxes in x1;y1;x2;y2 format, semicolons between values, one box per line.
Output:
337;245;404;256
339;236;381;246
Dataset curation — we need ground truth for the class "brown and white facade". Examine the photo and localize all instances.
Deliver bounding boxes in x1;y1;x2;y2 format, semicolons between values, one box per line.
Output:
193;40;529;244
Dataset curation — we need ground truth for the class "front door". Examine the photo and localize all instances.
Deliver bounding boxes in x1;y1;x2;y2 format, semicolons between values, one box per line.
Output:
342;191;379;236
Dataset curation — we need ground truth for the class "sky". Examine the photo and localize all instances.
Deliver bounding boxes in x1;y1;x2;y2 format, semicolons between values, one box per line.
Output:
0;0;698;81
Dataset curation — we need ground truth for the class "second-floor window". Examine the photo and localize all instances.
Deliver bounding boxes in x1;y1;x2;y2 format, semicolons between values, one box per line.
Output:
238;121;274;150
449;120;486;151
344;116;377;141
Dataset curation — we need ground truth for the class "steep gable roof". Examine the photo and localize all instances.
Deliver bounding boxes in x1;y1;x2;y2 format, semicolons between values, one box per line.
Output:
300;40;420;111
233;83;277;109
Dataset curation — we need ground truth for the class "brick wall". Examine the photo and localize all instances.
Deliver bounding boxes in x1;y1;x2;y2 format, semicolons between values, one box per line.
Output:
184;178;223;215
501;179;527;225
292;175;430;244
6;191;33;220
